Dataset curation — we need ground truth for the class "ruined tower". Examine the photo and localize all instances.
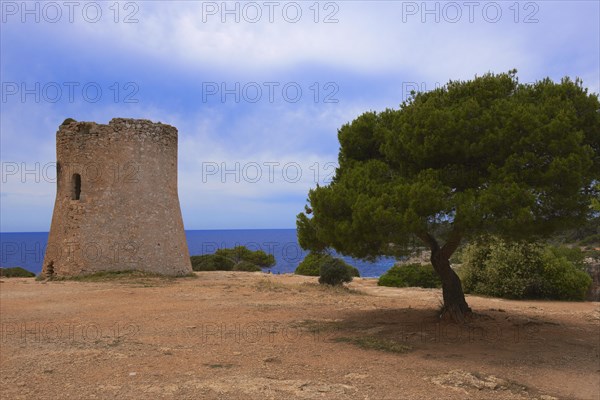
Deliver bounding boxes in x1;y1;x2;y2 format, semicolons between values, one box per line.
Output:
42;118;192;277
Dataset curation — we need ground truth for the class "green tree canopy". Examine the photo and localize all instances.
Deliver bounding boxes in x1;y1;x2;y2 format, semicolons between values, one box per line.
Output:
297;70;600;321
216;246;275;269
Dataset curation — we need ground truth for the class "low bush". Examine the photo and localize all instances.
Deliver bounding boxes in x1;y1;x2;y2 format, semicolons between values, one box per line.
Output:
347;265;360;278
546;245;586;269
0;267;35;278
460;237;592;301
378;263;441;288
233;260;262;272
295;252;360;278
319;258;354;286
579;233;600;247
295;252;323;276
449;247;464;264
541;251;592;301
191;246;275;272
215;246;275;268
190;254;234;271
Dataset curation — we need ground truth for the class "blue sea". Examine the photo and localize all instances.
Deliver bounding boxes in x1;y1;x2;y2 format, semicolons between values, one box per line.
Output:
0;230;396;277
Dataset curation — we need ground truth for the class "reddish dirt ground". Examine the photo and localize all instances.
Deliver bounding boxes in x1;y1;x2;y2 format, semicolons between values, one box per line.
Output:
1;272;598;399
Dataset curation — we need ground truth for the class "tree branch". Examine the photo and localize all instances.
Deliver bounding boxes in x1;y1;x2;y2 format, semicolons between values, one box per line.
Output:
416;231;440;253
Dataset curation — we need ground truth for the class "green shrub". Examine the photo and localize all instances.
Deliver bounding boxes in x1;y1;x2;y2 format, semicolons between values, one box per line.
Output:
191;246;275;272
215;246;275;268
243;250;276;268
295;252;323;276
190;254;234;271
319;258;353;286
233;260;262;272
378;263;441;288
579;233;600;247
295;252;360;278
540;251;592;301
460;237;592;300
346;265;360;278
449;247;465;264
0;267;35;278
546;245;586;269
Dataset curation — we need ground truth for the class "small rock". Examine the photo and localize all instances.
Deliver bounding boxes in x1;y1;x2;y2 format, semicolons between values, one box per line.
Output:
129;372;137;377
264;356;281;363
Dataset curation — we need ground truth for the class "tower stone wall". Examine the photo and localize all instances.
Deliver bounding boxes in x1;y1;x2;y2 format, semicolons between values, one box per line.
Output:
42;118;192;277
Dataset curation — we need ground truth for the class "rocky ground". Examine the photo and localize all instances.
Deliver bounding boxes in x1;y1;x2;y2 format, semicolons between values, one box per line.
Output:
1;272;598;399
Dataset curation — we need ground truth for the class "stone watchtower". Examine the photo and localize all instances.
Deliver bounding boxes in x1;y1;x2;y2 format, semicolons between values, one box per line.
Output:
42;118;192;277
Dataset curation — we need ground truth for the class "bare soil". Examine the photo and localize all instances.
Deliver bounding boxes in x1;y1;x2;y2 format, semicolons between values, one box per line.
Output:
1;272;598;399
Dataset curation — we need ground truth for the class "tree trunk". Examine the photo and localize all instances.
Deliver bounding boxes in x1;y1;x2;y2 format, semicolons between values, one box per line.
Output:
417;230;472;322
430;249;472;322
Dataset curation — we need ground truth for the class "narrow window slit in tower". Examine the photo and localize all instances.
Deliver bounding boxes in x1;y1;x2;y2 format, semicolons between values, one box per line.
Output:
72;174;81;200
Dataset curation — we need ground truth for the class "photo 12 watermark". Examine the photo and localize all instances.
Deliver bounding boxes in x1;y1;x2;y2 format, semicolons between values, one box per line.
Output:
201;81;339;104
1;161;140;184
1;240;141;267
401;81;443;101
1;82;140;104
199;1;340;24
200;161;337;185
175;318;543;345
1;321;140;344
186;322;332;344
1;1;140;24
400;1;540;24
411;320;542;344
196;240;304;263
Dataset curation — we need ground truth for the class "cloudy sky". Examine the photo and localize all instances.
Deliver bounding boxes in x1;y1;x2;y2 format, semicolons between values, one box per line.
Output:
1;0;598;232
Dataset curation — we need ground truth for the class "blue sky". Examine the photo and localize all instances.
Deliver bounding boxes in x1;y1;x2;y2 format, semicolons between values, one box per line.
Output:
1;0;599;232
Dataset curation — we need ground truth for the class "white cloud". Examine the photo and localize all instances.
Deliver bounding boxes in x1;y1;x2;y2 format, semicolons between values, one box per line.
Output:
24;3;537;76
1;0;598;231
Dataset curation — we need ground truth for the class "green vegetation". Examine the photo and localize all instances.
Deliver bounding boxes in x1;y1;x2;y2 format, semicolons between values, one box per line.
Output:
348;265;360;278
460;237;592;300
294;252;324;276
319;257;354;286
232;260;262;272
591;183;600;212
0;267;35;278
215;246;275;268
61;117;77;125
190;254;234;271
547;215;599;246
579;233;600;247
190;246;275;272
295;252;360;279
297;70;599;320
378;263;441;288
37;270;196;285
545;245;587;270
584;249;600;261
